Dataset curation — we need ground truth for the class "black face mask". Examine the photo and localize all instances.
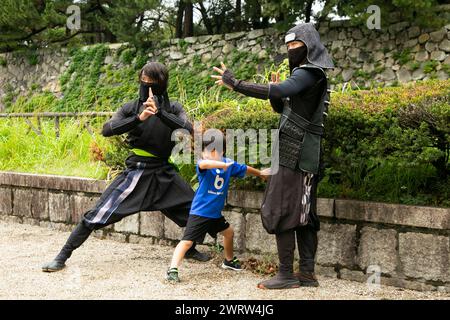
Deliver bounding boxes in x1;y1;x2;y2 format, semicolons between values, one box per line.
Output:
139;81;167;101
288;45;308;72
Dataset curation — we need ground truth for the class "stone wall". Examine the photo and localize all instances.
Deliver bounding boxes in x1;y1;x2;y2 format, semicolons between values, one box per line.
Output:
1;8;450;111
1;171;449;293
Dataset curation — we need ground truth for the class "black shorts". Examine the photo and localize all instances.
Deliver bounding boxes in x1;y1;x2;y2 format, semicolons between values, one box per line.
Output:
182;215;230;243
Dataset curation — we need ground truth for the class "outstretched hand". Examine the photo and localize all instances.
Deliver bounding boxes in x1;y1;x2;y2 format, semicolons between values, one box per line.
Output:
270;72;280;84
259;168;272;180
211;62;233;90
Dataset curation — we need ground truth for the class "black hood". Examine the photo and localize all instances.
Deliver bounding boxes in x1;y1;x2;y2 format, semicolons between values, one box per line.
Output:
285;23;334;69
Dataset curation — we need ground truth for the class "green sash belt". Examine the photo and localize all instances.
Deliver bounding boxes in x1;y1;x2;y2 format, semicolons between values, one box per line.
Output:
130;148;179;171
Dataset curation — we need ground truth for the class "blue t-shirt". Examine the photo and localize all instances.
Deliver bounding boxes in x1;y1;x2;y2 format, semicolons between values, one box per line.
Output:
190;157;247;218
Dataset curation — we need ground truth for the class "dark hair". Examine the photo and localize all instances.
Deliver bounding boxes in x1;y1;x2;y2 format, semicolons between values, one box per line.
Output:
202;134;226;154
139;61;169;86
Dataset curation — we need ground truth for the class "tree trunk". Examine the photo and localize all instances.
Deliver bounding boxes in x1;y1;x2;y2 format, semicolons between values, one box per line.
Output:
198;1;214;34
183;1;194;37
235;0;242;31
175;0;185;38
305;0;314;23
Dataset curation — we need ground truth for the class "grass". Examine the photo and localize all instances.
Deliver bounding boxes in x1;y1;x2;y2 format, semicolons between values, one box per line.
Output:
0;118;110;179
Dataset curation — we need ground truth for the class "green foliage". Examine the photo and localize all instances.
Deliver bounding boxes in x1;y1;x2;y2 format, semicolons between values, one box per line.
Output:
409;61;420;71
8;92;56;113
320;82;450;206
335;0;448;28
393;48;412;65
120;48;135;65
203;80;450;206
26;51;39;65
0;56;7;67
0;118;110;179
423;60;439;74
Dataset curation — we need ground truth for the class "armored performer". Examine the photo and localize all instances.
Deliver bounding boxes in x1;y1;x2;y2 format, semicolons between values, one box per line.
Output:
42;62;210;272
212;23;333;289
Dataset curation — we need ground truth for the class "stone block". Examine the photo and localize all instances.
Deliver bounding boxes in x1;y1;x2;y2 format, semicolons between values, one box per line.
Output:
164;217;184;240
227;190;263;209
397;67;412;83
13;188;33;217
0;215;22;224
399;232;449;282
407;26;421;38
425;41;438;53
225;31;245;41
248;29;265;40
335;199;450;230
106;232;128;243
216;209;246;251
48;192;73;223
415;51;429;62
439;39;450;52
0;187;12;215
22;217;40;226
315;265;338;278
0;172;106;193
140;211;164;238
418;33;430;44
339;268;367;283
317;223;357;267
31;189;49;220
430;50;446;61
382;276;437;292
114;214;139;234
129;235;155;246
92;230;105;240
342;69;354;82
317;198;334;217
245;212;277;254
72;194;98;223
357;227;398;274
430;29;446;42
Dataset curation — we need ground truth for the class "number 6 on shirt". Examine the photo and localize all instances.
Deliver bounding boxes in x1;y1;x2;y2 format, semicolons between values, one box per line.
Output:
214;174;224;190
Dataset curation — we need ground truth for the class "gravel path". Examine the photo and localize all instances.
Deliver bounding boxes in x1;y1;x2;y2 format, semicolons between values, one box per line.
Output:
0;221;448;300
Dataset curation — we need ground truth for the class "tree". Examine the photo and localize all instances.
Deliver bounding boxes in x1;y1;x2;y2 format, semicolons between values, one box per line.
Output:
0;0;169;52
333;0;449;28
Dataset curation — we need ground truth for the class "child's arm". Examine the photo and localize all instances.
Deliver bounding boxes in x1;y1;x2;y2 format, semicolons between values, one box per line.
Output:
198;159;234;170
245;166;271;180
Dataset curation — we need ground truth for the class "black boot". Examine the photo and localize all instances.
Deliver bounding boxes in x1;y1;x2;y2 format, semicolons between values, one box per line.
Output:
257;272;300;289
296;225;319;287
42;221;93;272
258;230;300;289
296;271;319;287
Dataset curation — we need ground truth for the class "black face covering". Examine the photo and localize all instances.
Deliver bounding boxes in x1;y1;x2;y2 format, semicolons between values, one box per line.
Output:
139;81;167;101
288;45;308;72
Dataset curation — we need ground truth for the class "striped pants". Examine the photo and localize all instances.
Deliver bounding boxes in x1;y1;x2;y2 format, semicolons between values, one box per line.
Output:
54;156;194;262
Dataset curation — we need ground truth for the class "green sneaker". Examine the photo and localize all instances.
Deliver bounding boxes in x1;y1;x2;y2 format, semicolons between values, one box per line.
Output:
166;267;180;283
221;256;242;271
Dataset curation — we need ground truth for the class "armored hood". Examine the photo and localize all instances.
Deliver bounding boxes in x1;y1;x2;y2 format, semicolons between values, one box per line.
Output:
285;23;334;69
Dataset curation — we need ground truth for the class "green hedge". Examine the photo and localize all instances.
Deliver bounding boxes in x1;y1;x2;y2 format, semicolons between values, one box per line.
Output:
203;80;450;207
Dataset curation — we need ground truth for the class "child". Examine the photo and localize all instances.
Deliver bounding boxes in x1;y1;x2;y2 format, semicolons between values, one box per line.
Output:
166;138;269;282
